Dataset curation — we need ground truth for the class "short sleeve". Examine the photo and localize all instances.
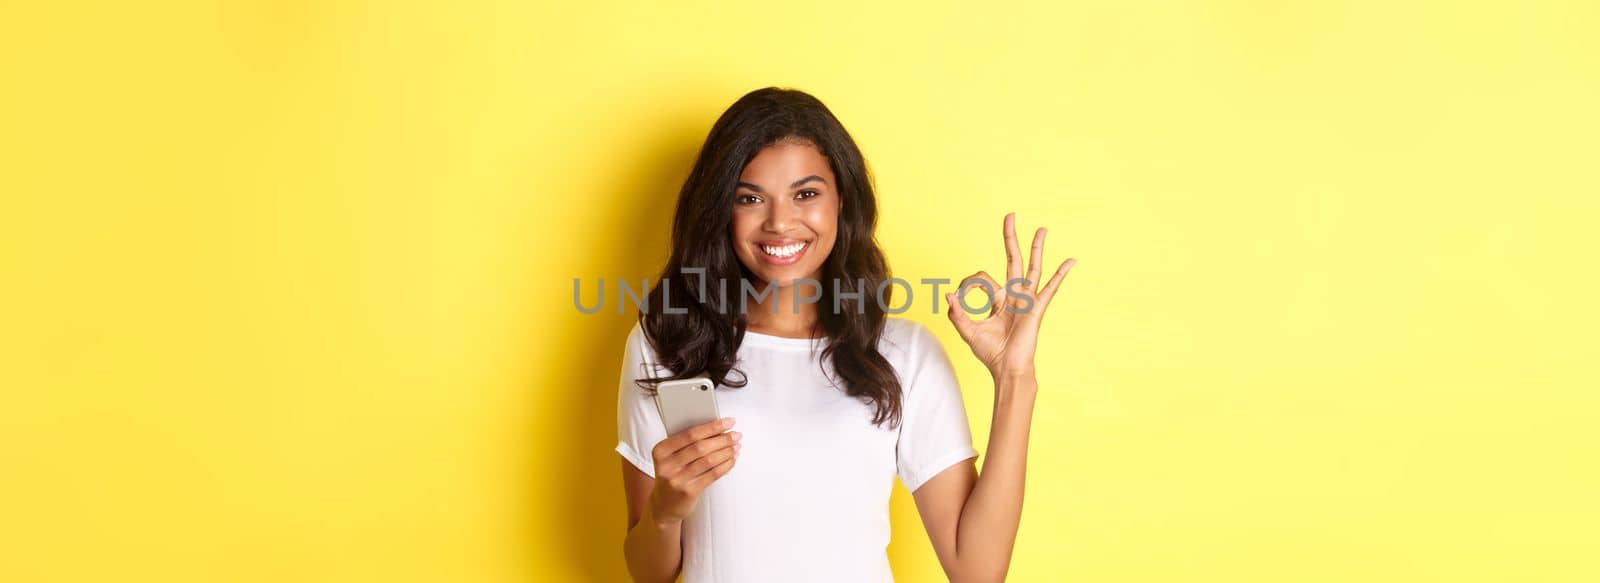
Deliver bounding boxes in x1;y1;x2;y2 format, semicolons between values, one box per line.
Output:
615;323;671;477
895;322;980;493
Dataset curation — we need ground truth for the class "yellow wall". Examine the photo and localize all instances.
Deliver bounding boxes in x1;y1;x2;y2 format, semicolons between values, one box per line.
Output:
3;1;1596;581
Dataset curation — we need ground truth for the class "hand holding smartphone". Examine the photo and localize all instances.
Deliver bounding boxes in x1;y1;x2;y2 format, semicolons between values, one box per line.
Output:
647;377;740;526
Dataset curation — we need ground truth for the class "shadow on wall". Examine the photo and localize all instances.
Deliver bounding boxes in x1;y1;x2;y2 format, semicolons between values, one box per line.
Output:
528;103;705;580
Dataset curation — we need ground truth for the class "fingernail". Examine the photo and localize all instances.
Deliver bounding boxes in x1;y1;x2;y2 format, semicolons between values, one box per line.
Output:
733;443;742;452
723;417;736;429
730;431;742;442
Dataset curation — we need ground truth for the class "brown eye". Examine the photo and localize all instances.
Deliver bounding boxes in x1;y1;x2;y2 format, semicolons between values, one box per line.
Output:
737;194;761;205
796;190;820;200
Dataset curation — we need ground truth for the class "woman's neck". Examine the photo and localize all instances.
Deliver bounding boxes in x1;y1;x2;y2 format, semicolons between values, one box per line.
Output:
744;279;821;339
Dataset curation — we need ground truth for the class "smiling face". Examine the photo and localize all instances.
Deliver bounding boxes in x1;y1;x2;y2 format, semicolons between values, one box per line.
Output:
730;139;840;288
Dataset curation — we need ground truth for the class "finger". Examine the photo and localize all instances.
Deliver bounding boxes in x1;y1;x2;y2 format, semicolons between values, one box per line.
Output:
1038;257;1077;308
979;271;1005;316
679;440;739;481
1003;213;1022;282
686;450;739;491
946;293;974;338
656;416;735;459
1027;227;1046;290
662;431;741;473
956;271;1002;317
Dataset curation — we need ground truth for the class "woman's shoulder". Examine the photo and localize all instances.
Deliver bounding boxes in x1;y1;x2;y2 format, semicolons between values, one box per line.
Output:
623;319;679;380
622;320;659;362
881;316;927;338
622;320;646;349
878;317;942;360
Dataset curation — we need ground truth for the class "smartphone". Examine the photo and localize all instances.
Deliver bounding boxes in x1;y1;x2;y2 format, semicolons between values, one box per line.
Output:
654;376;721;436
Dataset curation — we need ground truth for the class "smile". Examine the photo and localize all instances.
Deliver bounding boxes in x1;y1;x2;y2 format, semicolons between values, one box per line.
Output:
756;240;810;265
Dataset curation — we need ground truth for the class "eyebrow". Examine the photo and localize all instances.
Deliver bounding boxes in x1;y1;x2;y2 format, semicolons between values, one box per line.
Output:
736;175;827;193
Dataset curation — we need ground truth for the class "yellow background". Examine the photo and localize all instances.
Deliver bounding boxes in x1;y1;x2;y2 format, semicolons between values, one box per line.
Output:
3;1;1596;581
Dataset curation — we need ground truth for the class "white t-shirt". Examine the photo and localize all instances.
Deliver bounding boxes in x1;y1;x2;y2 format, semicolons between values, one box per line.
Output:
614;317;979;583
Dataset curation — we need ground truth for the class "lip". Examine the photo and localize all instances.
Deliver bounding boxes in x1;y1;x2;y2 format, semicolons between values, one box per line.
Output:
754;239;811;266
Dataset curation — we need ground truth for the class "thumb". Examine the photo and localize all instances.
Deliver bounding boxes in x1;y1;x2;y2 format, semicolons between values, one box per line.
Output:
946;293;974;339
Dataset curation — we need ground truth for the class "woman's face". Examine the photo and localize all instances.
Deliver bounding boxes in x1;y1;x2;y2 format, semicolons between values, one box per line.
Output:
730;140;839;289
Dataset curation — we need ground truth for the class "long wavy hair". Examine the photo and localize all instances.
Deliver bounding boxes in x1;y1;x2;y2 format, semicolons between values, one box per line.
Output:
637;87;903;429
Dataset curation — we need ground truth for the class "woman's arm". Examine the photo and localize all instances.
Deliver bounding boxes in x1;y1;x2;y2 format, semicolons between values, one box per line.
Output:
622;460;683;583
622;417;742;583
912;372;1038;583
914;213;1075;582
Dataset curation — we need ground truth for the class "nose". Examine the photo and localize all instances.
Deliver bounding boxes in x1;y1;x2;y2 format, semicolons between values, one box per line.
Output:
763;196;797;233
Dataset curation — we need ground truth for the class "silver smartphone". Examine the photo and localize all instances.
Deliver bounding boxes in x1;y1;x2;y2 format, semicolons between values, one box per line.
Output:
654;376;721;436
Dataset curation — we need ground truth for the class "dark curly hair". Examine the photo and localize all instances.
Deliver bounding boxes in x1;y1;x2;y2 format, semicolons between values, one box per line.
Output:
636;86;902;429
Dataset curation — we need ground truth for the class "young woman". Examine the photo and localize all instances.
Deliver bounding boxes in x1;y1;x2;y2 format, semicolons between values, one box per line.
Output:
614;87;1075;582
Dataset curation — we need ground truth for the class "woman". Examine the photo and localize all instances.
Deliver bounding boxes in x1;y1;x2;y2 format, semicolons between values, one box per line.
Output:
614;87;1075;582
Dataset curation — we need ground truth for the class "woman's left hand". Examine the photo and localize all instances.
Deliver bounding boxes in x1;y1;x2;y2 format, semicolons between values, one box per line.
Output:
945;213;1076;379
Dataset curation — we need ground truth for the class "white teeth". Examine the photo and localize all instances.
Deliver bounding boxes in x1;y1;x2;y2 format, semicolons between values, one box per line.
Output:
760;242;805;258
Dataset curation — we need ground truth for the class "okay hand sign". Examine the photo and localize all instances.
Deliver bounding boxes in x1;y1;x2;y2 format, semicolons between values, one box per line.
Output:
945;213;1077;379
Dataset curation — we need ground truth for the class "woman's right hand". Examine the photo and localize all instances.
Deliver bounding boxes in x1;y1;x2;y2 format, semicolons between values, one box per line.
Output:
648;417;742;527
